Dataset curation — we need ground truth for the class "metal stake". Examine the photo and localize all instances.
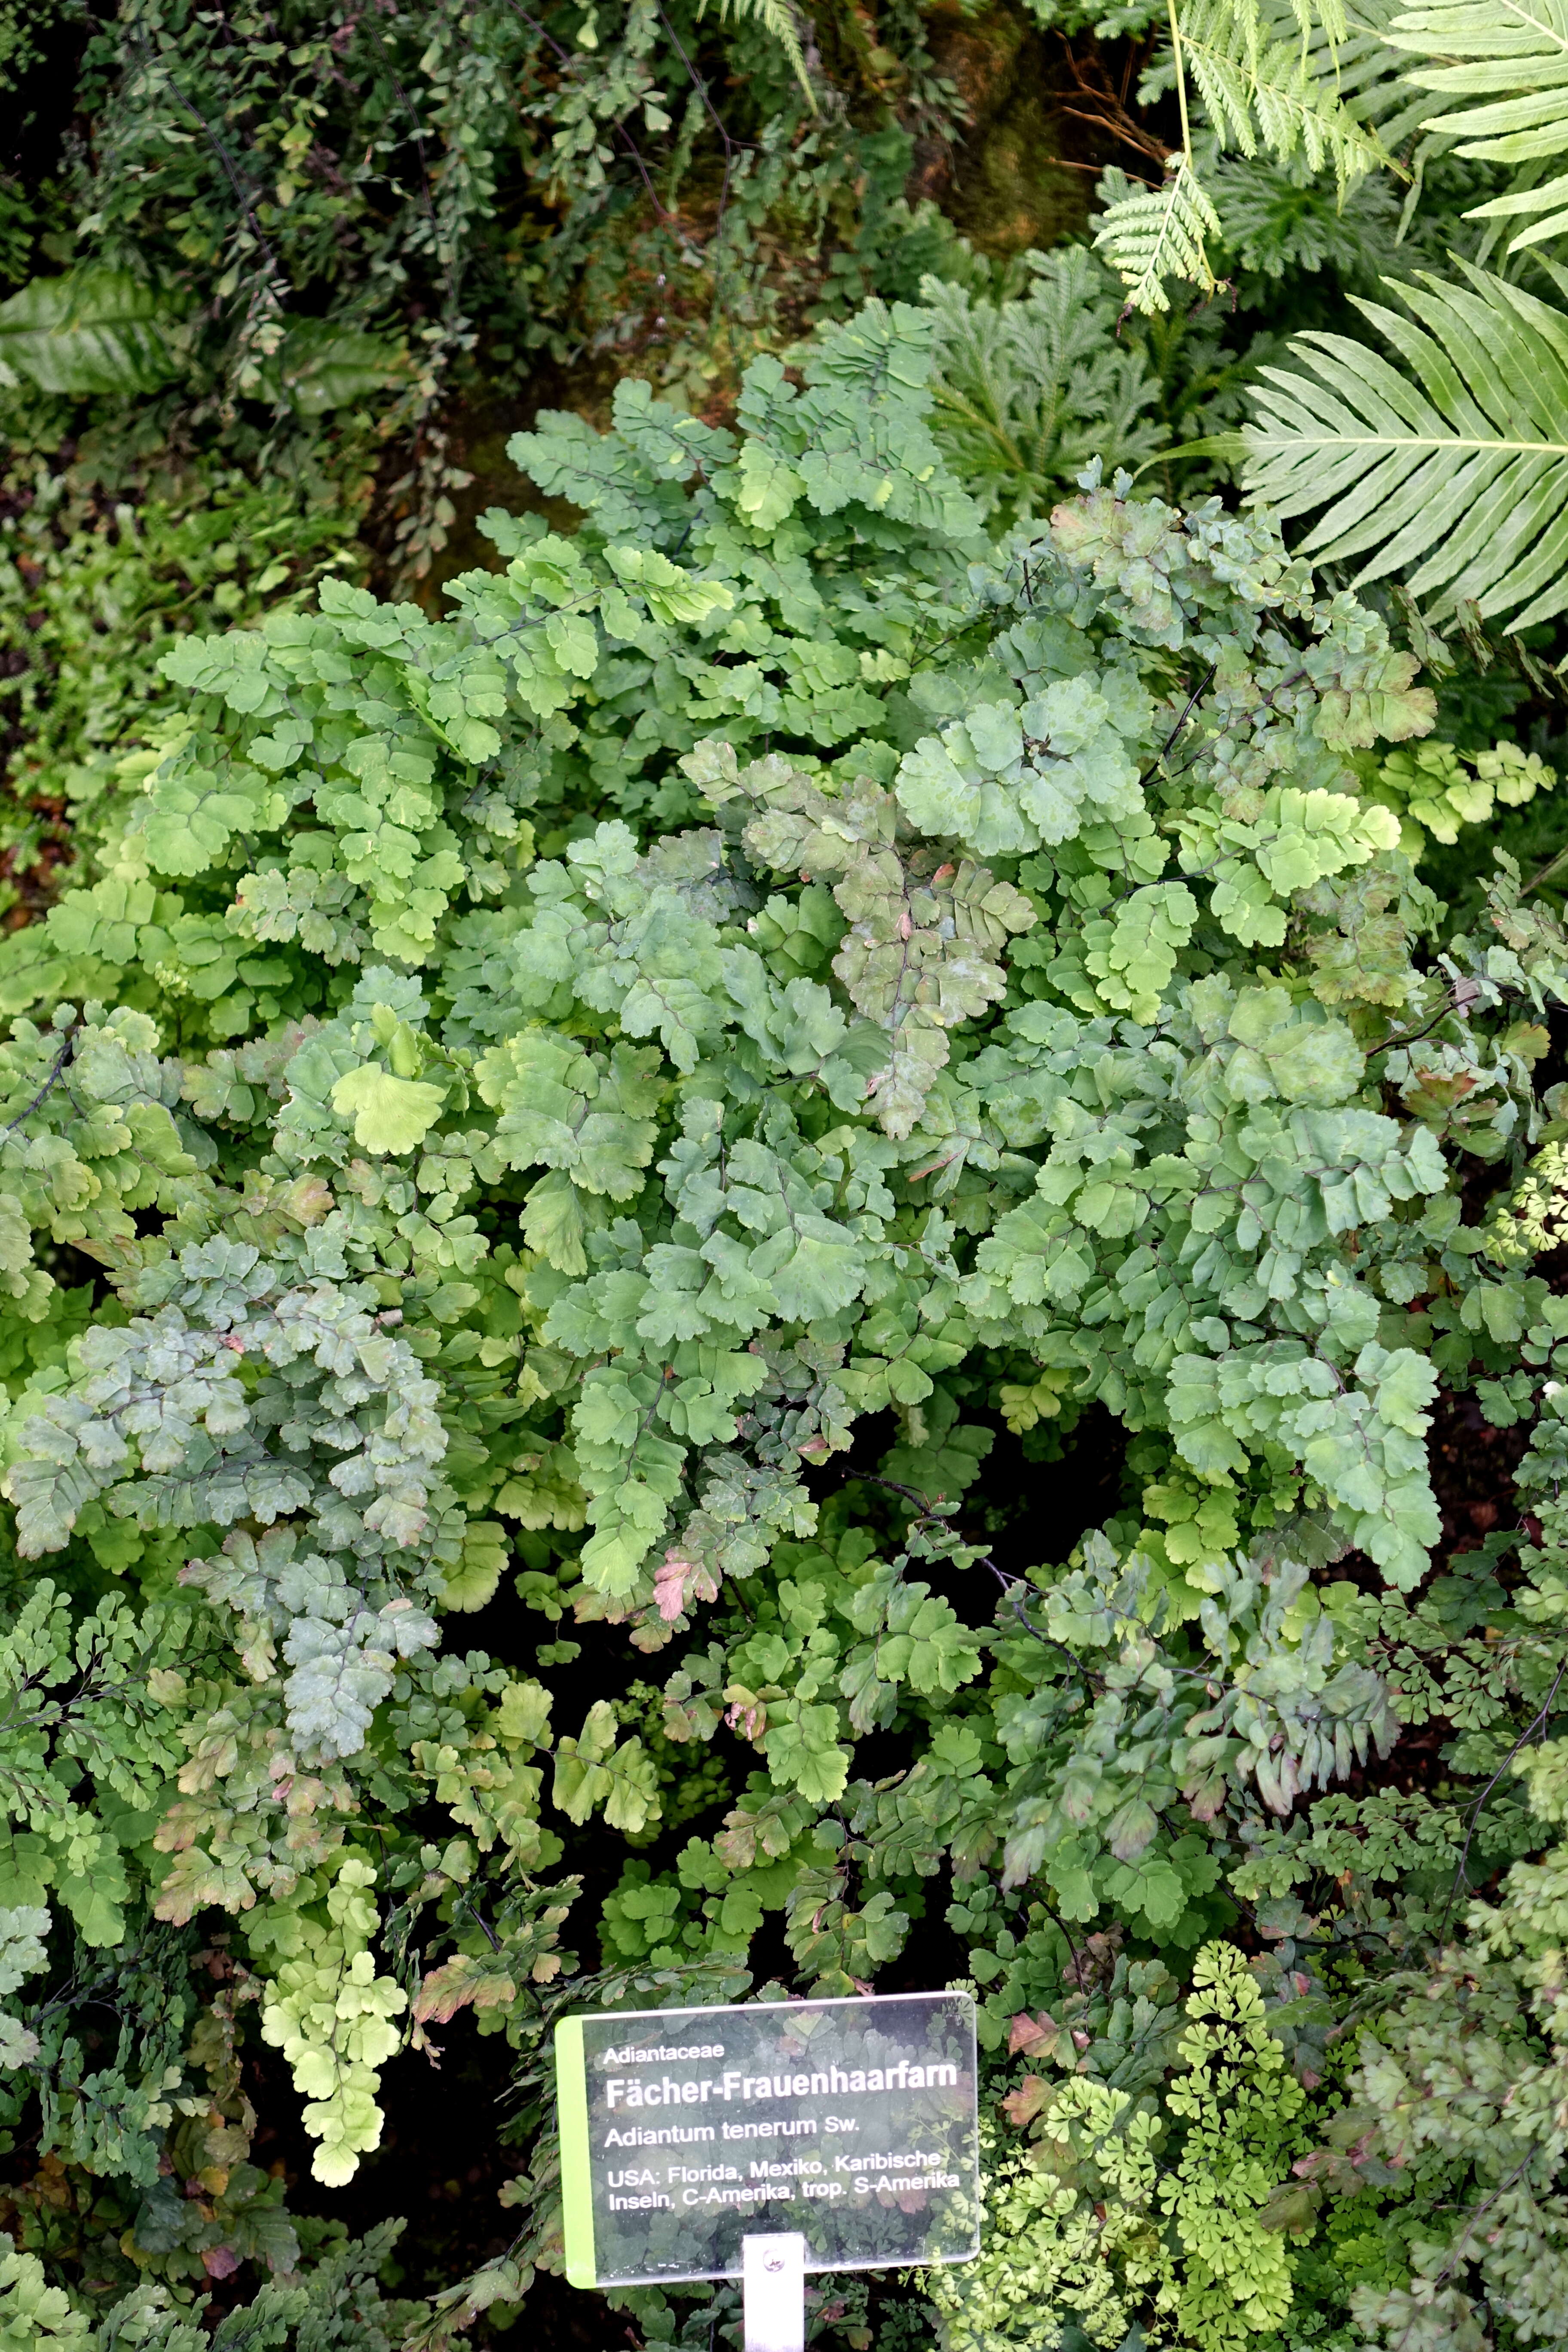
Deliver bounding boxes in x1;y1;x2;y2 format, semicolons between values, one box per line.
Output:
742;2232;805;2352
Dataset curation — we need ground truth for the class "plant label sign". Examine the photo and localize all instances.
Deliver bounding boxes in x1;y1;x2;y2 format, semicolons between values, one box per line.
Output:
556;1989;980;2289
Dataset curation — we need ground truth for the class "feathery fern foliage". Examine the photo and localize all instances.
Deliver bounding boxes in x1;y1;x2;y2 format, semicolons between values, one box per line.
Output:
1099;0;1396;313
1243;257;1568;628
701;0;815;102
1180;0;1394;191
1096;154;1224;313
1301;0;1462;150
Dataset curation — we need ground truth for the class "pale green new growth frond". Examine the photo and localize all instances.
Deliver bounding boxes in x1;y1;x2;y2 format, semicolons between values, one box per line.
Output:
1095;154;1223;316
1387;0;1568;249
699;0;815;105
1100;0;1395;314
1182;0;1396;193
1243;258;1568;628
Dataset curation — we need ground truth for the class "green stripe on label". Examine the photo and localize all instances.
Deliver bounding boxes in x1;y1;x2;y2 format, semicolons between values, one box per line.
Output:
555;2015;596;2290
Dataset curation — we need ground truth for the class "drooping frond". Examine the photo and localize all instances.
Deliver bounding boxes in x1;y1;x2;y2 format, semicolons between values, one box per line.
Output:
1094;154;1223;316
1242;258;1568;628
1385;0;1568;250
1278;0;1466;155
1180;0;1396;193
700;0;815;105
1099;0;1406;316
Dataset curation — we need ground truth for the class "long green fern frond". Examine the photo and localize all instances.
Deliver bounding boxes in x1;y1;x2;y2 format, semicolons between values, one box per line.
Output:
1100;0;1404;315
1095;154;1223;315
1242;259;1568;629
1385;0;1568;248
700;0;815;106
1181;0;1396;192
1273;0;1454;153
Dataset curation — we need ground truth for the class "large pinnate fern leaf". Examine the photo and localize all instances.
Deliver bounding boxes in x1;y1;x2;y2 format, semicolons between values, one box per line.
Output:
1290;0;1457;151
1242;259;1568;629
1386;0;1568;250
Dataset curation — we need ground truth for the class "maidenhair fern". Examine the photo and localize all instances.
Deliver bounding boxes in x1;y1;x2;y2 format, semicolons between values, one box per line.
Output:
929;1945;1306;2352
3;283;1568;2343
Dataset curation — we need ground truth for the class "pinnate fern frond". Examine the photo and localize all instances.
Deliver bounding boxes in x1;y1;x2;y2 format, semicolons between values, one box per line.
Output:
1386;0;1568;250
1272;0;1472;150
1243;258;1568;629
1181;0;1396;192
1099;0;1396;315
700;0;815;104
1095;154;1223;316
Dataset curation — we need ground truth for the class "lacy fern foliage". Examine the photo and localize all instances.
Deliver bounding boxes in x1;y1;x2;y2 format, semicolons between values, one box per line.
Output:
1181;0;1394;190
921;250;1170;520
1096;156;1225;314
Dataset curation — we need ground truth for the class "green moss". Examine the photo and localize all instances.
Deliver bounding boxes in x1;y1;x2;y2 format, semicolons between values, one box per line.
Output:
917;2;1096;257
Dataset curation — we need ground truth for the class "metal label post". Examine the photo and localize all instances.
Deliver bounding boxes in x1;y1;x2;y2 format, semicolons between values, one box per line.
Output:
742;2232;805;2352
